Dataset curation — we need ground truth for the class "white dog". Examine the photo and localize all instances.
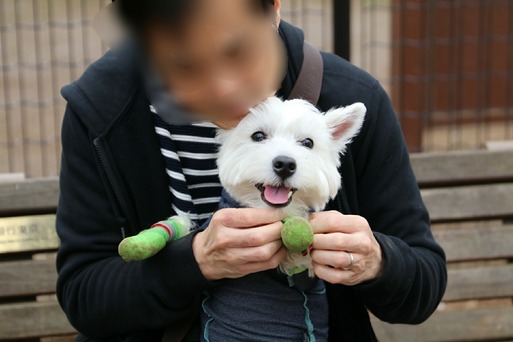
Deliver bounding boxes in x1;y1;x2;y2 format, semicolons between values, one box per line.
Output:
216;96;366;275
195;97;366;341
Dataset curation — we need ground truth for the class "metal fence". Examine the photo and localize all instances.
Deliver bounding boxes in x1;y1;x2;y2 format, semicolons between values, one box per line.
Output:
0;0;110;178
413;0;513;152
0;0;333;178
282;0;334;52
1;0;512;178
354;0;513;152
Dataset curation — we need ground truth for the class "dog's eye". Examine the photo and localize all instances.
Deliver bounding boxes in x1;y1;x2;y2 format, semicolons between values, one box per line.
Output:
300;138;314;149
251;131;267;142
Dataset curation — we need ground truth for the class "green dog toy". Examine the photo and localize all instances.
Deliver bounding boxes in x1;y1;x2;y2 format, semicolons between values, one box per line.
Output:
118;217;191;261
118;215;314;275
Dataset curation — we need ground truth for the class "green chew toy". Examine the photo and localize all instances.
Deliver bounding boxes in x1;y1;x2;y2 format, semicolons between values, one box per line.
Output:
118;218;190;262
281;216;314;253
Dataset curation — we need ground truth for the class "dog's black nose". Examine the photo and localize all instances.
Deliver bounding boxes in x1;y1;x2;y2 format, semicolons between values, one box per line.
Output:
273;156;297;179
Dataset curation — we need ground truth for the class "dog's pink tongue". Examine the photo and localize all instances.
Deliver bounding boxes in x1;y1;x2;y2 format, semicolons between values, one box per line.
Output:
264;186;291;205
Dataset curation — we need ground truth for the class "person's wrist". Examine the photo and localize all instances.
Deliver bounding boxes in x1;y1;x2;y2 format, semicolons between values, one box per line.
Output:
370;240;385;280
192;231;206;275
192;231;214;280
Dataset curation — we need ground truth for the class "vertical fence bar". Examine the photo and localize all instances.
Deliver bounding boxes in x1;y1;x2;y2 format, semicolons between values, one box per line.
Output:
419;0;426;151
300;0;307;43
99;0;108;53
476;1;486;147
13;0;29;176
81;0;89;66
423;0;434;151
48;0;60;174
484;1;493;145
507;0;513;139
322;0;329;51
399;1;423;152
370;0;377;76
0;0;13;172
333;0;350;60
453;0;462;150
32;0;47;175
65;1;76;81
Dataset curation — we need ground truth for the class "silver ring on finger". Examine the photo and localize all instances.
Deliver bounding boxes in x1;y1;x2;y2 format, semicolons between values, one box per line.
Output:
342;252;354;270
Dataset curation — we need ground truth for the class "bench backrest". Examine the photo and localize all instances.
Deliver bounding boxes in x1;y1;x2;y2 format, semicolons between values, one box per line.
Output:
372;150;513;341
0;177;75;341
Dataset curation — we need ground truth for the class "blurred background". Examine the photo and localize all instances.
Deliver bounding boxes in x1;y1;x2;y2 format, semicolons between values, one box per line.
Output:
0;0;512;178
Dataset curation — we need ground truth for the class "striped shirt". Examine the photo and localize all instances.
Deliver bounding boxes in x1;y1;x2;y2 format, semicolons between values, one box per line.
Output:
151;105;222;226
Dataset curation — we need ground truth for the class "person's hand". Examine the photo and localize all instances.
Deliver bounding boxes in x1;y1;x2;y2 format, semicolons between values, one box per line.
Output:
192;208;288;280
309;211;384;286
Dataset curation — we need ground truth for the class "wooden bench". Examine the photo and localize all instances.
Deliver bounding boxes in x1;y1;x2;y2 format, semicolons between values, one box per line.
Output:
1;149;512;341
372;149;513;341
0;177;76;341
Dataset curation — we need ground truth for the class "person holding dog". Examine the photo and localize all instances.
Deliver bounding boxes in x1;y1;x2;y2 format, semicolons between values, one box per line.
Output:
56;0;447;341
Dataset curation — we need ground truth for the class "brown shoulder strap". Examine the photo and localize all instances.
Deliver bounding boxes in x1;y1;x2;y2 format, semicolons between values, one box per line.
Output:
287;41;324;105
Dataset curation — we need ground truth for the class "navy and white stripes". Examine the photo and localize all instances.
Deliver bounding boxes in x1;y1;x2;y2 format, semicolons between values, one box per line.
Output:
151;105;222;226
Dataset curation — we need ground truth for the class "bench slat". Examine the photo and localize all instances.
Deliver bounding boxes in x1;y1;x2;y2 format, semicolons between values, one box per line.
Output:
4;261;509;330
422;183;513;222
0;151;511;214
0;259;57;298
444;264;513;301
433;225;513;262
41;336;76;342
0;177;59;215
411;150;513;186
372;307;513;342
0;152;511;213
0;301;76;339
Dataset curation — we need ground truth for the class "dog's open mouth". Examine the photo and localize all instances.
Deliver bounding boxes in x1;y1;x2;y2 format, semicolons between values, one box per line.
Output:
256;184;297;208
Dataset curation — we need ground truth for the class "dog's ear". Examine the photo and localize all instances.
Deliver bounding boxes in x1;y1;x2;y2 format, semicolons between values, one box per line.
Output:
324;102;366;147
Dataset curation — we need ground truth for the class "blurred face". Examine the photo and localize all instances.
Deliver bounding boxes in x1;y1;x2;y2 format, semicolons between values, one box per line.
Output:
145;0;286;128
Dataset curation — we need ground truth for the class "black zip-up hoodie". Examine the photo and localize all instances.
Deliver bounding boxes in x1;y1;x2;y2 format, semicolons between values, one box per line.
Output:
56;22;447;342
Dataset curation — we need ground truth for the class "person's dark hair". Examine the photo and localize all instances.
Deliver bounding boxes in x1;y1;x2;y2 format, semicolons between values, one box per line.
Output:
115;0;275;37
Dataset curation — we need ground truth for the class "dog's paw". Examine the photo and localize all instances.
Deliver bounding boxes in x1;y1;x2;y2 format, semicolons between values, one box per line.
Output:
167;214;194;236
279;253;314;277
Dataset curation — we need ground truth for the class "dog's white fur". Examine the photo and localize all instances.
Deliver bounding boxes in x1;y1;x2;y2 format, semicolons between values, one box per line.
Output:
216;96;366;275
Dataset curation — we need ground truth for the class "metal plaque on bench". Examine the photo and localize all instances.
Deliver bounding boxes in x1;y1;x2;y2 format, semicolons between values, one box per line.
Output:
0;215;59;254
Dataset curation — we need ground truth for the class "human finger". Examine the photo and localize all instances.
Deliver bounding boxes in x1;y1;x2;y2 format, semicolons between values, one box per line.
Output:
223;240;284;264
312;262;359;286
220;220;284;248
311;249;356;270
214;207;286;228
313;232;371;254
309;211;368;234
224;246;288;278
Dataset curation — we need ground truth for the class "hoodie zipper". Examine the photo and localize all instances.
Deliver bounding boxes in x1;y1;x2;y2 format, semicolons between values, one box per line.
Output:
94;137;138;236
